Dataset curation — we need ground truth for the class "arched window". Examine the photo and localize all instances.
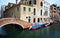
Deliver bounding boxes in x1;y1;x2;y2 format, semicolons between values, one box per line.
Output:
33;18;36;23
28;18;30;23
41;2;43;6
29;1;32;5
34;8;36;15
37;18;40;22
29;8;31;12
23;7;26;11
40;9;42;16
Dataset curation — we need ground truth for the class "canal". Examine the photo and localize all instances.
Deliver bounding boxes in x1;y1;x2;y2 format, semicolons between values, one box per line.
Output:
0;22;60;38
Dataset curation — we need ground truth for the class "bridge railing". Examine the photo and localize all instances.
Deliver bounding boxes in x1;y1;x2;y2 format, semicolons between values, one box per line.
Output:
0;18;31;25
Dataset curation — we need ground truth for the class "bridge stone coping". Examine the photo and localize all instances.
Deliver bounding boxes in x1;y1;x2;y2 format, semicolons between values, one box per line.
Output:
0;18;31;29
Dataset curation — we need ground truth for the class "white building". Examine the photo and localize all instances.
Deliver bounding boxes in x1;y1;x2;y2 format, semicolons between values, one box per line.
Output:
34;0;50;24
42;0;50;23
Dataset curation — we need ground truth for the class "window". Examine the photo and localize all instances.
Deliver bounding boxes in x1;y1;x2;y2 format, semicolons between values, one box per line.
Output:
38;18;40;22
40;9;42;16
23;7;26;11
28;16;31;23
44;18;46;21
41;18;42;20
17;6;19;11
44;6;48;11
28;18;30;23
44;11;48;16
41;2;43;6
34;0;36;4
33;18;36;23
34;8;36;15
54;8;56;10
29;1;31;5
44;6;48;16
29;8;31;12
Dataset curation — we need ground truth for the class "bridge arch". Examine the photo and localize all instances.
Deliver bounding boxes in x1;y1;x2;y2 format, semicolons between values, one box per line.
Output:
1;22;24;29
2;24;24;30
0;18;31;29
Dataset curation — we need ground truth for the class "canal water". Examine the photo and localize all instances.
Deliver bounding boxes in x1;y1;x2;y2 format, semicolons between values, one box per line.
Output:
0;22;60;38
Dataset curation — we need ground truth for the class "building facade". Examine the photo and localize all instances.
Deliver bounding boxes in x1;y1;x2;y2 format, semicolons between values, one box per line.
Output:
4;4;20;19
57;6;60;15
41;0;50;23
57;6;60;19
50;4;57;13
50;4;59;21
4;0;50;24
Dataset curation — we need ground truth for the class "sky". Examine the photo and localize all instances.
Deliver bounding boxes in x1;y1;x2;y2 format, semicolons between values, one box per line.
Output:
45;0;60;5
0;0;60;17
0;0;60;9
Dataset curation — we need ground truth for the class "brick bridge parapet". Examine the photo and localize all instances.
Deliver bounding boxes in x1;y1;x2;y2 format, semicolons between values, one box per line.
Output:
0;18;31;29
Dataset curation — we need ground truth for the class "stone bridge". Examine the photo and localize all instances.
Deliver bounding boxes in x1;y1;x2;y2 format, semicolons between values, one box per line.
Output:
0;18;31;29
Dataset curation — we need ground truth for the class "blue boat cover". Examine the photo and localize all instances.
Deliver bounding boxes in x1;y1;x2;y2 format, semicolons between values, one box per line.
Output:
32;23;43;28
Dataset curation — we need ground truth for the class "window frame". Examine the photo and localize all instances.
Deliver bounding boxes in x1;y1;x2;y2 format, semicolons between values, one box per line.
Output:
23;7;26;11
34;8;36;15
41;2;43;6
33;18;36;23
37;18;40;22
40;9;42;16
29;8;31;12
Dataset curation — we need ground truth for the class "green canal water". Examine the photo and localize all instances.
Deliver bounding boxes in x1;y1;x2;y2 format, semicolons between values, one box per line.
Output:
0;22;60;38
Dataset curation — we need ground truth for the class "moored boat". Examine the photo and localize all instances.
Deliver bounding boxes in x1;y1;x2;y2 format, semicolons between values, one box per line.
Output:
29;23;44;30
44;22;50;27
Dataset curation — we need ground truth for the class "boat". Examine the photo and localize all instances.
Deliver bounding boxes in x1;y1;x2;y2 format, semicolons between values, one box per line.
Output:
29;23;44;30
44;18;51;27
44;22;50;27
